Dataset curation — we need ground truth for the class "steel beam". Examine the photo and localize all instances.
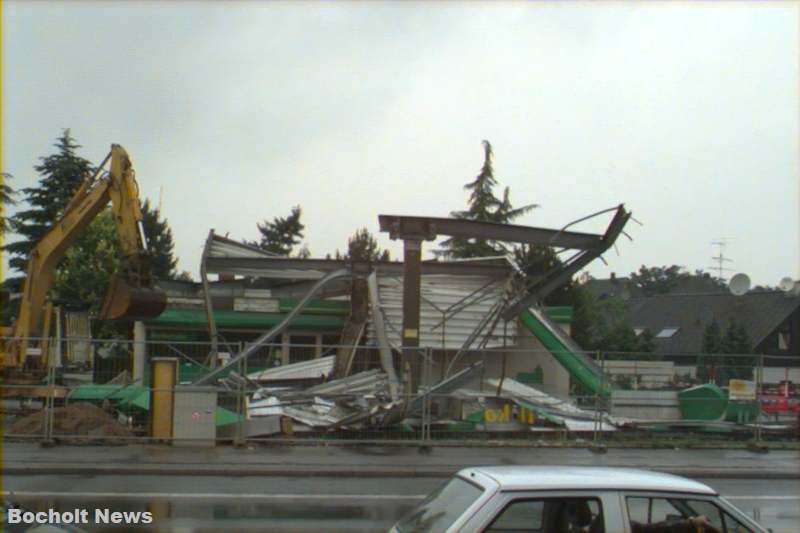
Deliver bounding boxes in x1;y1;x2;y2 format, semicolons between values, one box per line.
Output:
379;215;603;250
402;239;423;393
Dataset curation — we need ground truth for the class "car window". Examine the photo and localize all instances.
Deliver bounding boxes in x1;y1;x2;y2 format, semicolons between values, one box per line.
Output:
626;496;733;533
627;497;684;525
682;499;724;532
723;511;756;533
394;476;483;533
485;497;604;533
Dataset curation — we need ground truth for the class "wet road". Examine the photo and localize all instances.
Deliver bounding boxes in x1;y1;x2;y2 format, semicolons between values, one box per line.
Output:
4;475;798;533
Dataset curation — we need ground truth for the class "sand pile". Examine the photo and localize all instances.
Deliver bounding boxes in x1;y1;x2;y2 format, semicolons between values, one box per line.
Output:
9;402;132;438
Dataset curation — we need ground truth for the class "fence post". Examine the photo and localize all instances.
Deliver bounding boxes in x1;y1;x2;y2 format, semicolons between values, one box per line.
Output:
234;340;246;448
755;353;763;446
42;342;56;447
591;350;606;453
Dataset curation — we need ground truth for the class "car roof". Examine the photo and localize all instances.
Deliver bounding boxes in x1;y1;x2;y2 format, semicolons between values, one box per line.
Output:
459;466;717;495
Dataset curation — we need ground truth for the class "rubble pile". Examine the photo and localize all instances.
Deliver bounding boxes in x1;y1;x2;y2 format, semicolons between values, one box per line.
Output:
9;402;132;438
242;357;618;437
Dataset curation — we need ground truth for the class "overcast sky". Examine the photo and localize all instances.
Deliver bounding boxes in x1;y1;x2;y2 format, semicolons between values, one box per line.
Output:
3;1;798;286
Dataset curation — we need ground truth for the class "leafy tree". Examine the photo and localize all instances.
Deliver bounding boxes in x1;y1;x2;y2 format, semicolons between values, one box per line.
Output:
571;290;656;357
630;265;726;296
438;141;535;259
630;265;686;296
4;130;93;290
140;199;177;278
256;205;305;256
52;209;120;312
344;227;390;262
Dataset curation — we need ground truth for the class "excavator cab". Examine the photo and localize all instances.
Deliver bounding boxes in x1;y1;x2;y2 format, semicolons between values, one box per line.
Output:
99;274;167;321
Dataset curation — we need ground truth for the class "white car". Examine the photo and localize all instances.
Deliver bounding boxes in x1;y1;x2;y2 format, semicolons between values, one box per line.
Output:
389;466;767;533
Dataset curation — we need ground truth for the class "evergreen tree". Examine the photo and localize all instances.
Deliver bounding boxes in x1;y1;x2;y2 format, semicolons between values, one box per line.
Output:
256;205;305;256
4;130;93;289
721;318;754;380
699;319;723;382
344;228;390;262
701;319;724;354
140;199;177;278
0;173;17;235
438;141;535;259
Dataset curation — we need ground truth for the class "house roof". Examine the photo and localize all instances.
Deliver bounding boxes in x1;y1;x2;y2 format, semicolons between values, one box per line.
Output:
623;291;800;354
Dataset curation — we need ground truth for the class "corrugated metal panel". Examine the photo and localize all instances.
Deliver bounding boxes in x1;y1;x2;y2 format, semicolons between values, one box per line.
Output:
248;355;335;381
208;236;277;259
368;274;516;349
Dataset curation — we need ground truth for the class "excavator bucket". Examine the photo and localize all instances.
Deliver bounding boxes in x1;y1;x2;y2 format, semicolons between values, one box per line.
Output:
99;275;167;321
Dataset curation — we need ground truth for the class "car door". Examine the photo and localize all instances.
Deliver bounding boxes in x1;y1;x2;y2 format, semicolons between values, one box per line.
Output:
458;490;624;533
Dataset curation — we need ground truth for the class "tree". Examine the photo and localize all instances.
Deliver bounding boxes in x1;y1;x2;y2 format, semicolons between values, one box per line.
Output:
630;265;686;296
721;319;754;380
140;199;177;278
52;209;120;312
0;173;17;235
256;205;305;256
571;289;656;357
4;130;93;290
343;228;390;262
630;265;726;296
700;318;754;381
513;244;575;306
438;141;536;259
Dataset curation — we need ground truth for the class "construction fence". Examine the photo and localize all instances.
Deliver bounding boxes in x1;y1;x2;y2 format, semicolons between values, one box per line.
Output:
2;337;798;447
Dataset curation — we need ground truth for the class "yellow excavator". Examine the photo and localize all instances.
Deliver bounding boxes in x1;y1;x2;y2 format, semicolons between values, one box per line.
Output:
0;144;167;377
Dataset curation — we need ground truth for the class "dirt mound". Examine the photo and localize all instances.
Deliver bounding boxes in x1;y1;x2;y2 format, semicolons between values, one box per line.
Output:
9;402;132;438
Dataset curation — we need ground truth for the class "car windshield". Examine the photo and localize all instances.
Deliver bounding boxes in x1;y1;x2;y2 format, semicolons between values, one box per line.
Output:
395;476;484;533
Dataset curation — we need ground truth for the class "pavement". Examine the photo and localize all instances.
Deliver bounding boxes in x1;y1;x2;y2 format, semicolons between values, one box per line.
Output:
3;441;799;479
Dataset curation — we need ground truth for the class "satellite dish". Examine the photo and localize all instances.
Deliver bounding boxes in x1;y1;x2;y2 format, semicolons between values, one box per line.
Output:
729;273;751;296
779;277;795;292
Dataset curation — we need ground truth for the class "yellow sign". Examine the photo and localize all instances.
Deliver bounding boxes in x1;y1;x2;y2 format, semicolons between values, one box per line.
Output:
728;379;756;400
484;403;536;425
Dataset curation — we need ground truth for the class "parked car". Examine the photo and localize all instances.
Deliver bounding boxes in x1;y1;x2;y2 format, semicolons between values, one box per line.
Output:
389;466;767;533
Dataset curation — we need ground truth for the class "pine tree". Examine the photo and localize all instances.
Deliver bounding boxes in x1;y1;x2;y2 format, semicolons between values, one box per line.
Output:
140;199;178;278
256;206;305;256
721;319;754;380
4;130;93;289
0;173;17;235
344;228;390;262
439;141;536;259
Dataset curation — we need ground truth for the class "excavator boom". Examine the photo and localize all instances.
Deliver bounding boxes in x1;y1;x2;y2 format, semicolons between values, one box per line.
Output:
2;144;166;371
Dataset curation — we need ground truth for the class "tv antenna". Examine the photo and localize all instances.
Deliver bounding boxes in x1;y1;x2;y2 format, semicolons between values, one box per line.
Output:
710;239;733;282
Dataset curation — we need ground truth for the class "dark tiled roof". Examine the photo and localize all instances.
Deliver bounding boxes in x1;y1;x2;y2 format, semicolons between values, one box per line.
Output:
623;291;800;354
584;277;641;299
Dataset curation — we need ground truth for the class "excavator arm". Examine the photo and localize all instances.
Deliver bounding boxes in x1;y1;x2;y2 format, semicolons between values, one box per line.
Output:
3;144;166;370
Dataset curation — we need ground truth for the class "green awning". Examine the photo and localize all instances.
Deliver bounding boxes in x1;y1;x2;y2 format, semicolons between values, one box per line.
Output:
544;306;573;324
147;308;345;330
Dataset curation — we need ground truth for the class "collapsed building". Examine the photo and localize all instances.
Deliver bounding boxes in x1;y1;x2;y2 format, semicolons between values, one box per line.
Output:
121;207;634;437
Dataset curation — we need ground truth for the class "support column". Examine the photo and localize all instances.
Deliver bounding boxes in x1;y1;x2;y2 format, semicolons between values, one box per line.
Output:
402;238;422;393
133;320;146;382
